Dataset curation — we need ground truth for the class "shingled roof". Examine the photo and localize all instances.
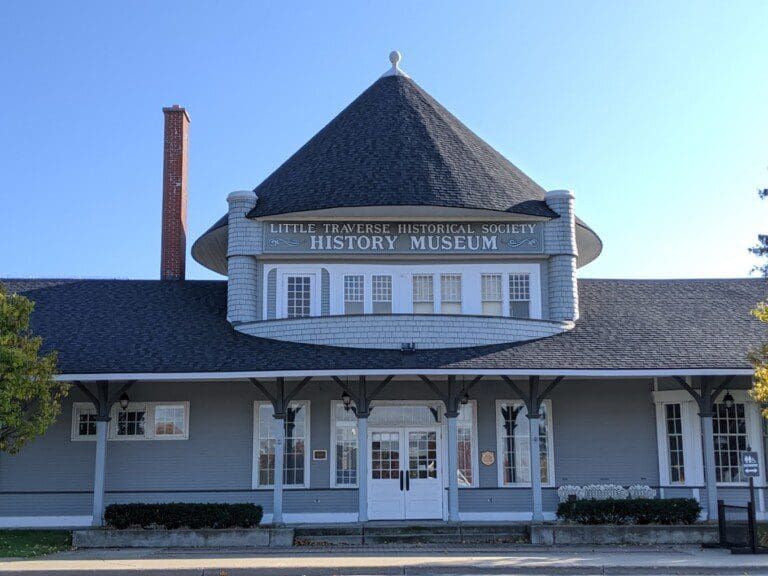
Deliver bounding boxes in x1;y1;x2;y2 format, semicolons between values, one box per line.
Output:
3;278;766;375
246;74;556;219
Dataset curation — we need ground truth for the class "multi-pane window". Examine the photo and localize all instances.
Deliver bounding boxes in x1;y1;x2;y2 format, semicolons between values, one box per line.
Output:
481;274;503;316
713;402;748;483
256;402;308;487
457;402;475;487
286;276;311;318
154;404;186;437
344;275;365;315
665;403;685;484
498;401;551;485
412;275;434;314
73;402;189;441
372;275;392;314
116;405;146;438
76;406;97;438
333;403;358;486
509;273;531;318
408;431;438;479
371;431;400;480
440;274;462;314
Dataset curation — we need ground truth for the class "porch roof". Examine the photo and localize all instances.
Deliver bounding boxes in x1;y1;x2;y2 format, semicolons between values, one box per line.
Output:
2;277;767;376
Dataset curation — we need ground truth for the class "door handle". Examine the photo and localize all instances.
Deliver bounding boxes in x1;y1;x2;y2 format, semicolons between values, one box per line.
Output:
406;471;410;491
399;470;404;491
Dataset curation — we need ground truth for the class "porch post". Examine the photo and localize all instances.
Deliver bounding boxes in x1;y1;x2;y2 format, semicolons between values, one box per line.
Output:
358;415;369;522
527;376;544;522
699;378;719;521
446;376;460;522
273;414;286;524
92;417;109;526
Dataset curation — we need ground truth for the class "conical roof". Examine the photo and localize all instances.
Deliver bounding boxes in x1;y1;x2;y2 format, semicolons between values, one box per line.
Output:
247;74;556;219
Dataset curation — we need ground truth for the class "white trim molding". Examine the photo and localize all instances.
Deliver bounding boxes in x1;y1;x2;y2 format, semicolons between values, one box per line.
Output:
56;368;755;382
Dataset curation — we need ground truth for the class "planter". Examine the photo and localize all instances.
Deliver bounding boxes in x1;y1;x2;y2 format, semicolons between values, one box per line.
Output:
73;527;294;548
530;523;718;545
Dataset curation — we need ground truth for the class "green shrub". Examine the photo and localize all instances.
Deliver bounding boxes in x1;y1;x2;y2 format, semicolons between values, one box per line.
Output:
556;498;701;525
104;503;263;530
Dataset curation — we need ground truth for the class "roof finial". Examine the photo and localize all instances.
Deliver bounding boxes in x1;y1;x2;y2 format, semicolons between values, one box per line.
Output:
381;50;409;78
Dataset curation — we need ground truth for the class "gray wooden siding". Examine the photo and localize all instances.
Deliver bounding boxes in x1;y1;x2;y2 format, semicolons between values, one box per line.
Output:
0;377;756;518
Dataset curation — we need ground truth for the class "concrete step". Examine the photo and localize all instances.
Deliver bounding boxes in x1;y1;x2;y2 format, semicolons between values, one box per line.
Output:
293;522;531;546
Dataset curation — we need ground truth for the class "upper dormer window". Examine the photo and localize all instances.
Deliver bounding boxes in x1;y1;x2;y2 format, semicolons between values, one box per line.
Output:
481;274;503;316
413;275;435;314
286;275;312;318
344;275;365;315
440;274;462;314
372;275;392;314
509;273;531;318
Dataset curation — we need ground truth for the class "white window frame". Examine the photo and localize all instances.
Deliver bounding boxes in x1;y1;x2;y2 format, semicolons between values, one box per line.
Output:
106;401;190;441
71;402;99;441
152;402;191;440
495;399;555;487
412;273;436;314
371;274;393;314
440;273;463;314
330;400;359;488
481;273;503;316
252;400;311;490
273;268;320;320
653;388;764;487
343;274;365;315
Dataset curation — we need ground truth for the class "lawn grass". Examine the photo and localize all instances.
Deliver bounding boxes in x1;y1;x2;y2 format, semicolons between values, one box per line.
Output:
0;530;71;558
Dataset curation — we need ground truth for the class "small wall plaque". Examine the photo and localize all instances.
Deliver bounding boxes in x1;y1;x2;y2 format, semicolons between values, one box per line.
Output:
313;450;327;461
481;450;495;466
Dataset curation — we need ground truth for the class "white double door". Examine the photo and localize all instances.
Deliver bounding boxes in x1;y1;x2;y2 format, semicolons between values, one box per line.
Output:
367;426;443;520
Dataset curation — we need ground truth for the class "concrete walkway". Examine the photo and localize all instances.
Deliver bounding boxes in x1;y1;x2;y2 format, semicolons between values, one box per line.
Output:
2;545;768;575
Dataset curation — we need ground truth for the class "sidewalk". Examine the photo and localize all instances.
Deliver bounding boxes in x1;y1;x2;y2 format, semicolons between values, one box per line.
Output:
2;545;768;575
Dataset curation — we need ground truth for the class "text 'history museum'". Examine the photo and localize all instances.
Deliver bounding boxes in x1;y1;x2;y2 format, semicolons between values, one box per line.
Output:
4;53;768;528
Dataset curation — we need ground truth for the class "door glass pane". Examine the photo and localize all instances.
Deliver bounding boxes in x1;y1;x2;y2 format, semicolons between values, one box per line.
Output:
408;431;437;479
371;431;400;480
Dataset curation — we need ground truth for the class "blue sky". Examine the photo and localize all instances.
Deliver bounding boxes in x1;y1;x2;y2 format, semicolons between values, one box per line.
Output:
1;1;767;280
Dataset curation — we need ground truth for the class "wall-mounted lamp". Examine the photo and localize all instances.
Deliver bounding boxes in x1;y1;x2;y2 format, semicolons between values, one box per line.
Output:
461;393;469;405
119;393;130;410
341;391;352;411
723;392;734;409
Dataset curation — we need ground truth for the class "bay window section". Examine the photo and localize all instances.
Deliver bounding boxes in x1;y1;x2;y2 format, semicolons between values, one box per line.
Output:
413;274;434;314
255;401;309;488
481;274;503;316
440;274;462;314
372;275;392;314
497;400;552;485
332;402;358;487
509;273;531;318
344;275;365;315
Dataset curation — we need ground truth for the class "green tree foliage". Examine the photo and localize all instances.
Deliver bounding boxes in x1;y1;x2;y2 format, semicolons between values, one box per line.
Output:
751;187;768;413
0;284;66;453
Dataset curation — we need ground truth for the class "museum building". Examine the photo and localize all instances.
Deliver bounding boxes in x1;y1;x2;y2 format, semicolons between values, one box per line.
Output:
3;53;768;528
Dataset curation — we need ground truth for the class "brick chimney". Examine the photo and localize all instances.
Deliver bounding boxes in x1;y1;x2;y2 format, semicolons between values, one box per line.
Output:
160;105;190;280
